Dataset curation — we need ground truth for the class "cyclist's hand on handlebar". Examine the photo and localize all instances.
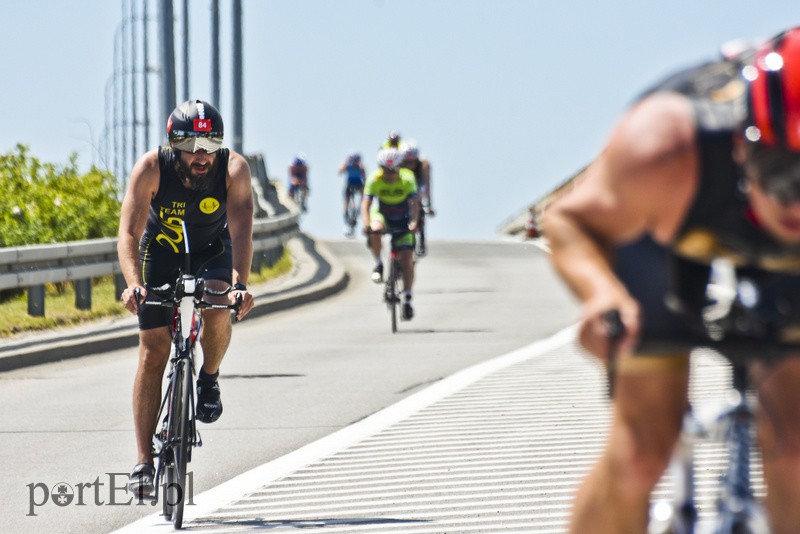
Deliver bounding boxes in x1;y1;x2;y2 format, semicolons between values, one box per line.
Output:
230;287;253;320
120;285;146;314
578;297;641;363
408;220;418;233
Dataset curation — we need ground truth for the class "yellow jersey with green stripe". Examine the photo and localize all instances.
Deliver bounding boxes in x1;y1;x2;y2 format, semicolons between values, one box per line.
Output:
364;168;418;223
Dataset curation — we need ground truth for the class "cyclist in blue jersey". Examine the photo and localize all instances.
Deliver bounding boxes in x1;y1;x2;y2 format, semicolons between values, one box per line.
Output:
338;152;366;235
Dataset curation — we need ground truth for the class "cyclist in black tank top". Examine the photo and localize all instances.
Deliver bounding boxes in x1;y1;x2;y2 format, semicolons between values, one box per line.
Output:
118;100;255;496
401;141;434;255
544;28;800;533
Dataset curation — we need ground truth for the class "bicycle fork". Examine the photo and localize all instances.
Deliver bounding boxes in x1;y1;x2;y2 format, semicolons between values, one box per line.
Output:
650;409;700;534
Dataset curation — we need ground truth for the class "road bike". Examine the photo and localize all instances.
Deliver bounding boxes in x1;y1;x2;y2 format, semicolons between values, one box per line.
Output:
605;258;800;533
344;185;361;237
290;183;308;213
415;203;432;257
136;226;240;528
368;229;409;333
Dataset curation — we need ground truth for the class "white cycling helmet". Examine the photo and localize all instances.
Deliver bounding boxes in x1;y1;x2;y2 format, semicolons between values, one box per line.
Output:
403;139;419;160
377;147;403;170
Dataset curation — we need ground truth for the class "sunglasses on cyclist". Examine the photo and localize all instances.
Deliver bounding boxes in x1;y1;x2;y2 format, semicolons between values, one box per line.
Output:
171;134;223;154
745;145;800;204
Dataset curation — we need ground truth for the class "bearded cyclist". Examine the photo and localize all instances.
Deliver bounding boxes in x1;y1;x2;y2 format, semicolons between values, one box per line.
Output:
545;28;800;533
362;147;419;320
401;140;434;256
118;99;255;496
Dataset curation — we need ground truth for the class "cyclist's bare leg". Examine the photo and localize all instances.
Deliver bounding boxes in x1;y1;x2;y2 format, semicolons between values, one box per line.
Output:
753;358;800;534
132;327;172;464
569;357;689;534
198;279;234;374
369;221;384;262
399;248;415;292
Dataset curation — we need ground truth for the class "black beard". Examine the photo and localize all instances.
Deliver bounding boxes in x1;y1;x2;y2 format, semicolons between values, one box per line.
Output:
174;153;218;191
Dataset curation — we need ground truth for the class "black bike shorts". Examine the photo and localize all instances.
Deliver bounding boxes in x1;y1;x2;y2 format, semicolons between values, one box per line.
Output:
137;229;233;330
613;235;695;344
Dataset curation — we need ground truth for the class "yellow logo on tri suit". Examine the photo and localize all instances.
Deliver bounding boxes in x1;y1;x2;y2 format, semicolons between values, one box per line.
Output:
199;197;220;214
156;217;184;253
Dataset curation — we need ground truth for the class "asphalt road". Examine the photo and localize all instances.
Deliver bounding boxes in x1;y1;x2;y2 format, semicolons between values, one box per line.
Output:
0;238;578;534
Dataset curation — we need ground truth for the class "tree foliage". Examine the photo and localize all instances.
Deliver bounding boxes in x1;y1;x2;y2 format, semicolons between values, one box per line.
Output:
0;144;121;247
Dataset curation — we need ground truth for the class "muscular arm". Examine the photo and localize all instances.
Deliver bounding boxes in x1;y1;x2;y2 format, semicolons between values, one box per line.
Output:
226;152;254;287
361;195;373;230
117;150;160;312
544;93;698;357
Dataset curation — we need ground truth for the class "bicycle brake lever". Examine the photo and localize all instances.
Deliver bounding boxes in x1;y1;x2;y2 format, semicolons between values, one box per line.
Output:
602;310;624;399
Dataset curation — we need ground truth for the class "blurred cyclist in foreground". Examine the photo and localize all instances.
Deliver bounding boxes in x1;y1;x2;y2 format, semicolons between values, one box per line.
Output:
362;147;419;320
545;28;800;533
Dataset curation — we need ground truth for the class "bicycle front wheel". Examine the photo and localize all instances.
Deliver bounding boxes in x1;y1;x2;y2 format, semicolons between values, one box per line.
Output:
388;260;399;333
172;357;192;528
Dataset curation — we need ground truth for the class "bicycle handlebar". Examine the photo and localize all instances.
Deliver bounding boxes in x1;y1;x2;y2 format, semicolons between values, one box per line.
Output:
134;279;242;313
601;309;800;366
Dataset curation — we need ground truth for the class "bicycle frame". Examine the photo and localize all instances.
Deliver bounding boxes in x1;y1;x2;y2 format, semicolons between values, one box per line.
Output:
649;359;770;534
136;221;239;528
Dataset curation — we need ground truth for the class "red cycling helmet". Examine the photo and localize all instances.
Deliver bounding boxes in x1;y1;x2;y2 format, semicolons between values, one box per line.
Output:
745;27;800;150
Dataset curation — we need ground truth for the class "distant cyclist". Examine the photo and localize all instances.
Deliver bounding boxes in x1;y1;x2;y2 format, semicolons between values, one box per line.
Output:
288;155;309;212
401;140;434;256
338;152;366;235
118;99;255;496
382;130;402;149
362;147;419;320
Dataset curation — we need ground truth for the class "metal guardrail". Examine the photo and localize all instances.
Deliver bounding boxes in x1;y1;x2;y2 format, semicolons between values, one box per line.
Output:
0;208;299;292
1;155;300;315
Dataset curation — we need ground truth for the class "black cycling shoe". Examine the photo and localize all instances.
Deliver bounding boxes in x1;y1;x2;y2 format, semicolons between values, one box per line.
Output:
371;264;384;283
196;379;223;423
128;462;155;496
402;301;414;320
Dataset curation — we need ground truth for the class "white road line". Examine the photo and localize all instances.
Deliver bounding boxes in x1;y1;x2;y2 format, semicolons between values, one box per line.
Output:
112;324;578;533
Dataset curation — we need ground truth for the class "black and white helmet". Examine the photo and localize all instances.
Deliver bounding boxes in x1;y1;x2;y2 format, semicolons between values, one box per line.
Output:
167;99;224;153
376;147;404;170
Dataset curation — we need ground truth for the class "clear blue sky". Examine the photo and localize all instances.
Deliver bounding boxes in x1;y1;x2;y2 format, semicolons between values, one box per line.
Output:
2;1;798;239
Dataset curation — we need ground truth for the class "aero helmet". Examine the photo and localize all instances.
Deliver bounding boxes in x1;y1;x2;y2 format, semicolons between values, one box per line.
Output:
743;28;800;149
741;28;800;202
377;147;404;170
167;100;224;153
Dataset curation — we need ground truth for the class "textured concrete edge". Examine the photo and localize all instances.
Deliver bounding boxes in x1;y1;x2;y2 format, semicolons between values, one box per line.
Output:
0;234;348;373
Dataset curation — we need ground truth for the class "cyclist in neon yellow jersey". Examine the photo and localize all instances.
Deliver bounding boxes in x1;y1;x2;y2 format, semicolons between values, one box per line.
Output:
362;147;419;320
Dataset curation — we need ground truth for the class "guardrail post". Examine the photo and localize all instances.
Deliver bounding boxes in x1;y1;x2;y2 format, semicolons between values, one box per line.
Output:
264;245;284;268
75;279;92;310
114;274;127;300
28;285;45;317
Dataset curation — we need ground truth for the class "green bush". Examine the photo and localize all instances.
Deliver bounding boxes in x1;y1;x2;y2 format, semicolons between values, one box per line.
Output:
0;144;121;247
